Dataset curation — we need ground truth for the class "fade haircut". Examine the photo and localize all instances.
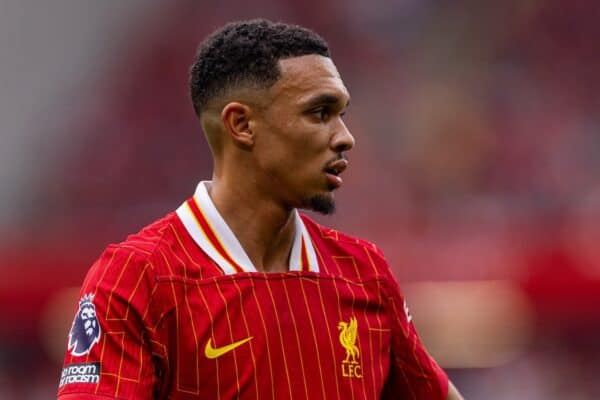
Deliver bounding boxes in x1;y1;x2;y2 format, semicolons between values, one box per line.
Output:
190;19;330;115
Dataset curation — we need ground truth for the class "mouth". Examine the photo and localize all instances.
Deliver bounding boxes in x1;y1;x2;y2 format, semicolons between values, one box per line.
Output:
323;158;349;189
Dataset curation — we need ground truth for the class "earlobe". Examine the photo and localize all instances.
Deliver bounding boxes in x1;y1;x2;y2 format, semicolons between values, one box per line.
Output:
221;102;254;148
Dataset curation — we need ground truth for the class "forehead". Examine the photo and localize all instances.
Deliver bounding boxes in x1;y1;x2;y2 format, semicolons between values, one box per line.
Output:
270;55;350;105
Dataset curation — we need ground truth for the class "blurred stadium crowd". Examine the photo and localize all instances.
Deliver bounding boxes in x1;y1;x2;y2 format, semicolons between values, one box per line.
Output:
1;0;599;398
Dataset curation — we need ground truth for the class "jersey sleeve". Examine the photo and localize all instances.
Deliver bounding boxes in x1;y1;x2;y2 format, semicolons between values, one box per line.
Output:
57;246;162;399
376;247;448;400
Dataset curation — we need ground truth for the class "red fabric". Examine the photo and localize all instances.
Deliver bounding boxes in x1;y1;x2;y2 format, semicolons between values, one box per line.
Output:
58;207;447;399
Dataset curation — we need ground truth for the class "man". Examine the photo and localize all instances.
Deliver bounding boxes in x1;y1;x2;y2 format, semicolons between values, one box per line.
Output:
57;19;463;399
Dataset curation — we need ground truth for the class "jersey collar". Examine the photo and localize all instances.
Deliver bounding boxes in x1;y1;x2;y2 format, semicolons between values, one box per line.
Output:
176;181;320;275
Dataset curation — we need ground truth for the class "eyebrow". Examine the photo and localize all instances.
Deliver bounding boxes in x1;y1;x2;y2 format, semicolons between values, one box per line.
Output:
302;93;350;108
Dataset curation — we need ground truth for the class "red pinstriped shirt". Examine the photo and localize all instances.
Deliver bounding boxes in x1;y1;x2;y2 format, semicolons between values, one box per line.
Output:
57;182;448;399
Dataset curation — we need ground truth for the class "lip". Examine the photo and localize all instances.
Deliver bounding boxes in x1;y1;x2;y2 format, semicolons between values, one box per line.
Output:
324;159;349;189
326;159;348;175
325;172;343;189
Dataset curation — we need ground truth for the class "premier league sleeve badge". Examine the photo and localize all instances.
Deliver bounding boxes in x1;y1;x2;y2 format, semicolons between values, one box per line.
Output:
67;293;101;357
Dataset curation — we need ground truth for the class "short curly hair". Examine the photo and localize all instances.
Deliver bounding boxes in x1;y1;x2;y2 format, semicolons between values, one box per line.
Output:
189;19;330;115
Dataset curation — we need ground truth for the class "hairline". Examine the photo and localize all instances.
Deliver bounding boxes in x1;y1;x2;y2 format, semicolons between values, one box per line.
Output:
199;53;333;116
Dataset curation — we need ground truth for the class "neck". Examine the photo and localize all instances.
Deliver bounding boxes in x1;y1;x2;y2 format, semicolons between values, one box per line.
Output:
207;177;296;273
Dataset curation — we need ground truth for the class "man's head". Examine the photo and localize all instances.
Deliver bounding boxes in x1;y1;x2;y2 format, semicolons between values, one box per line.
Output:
190;19;354;214
190;19;330;116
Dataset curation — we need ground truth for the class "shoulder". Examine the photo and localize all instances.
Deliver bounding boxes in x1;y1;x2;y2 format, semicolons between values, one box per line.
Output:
77;212;198;324
115;212;177;256
300;214;391;279
83;210;220;294
82;212;183;290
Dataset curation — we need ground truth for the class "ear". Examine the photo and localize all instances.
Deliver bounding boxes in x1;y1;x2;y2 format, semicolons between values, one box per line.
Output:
221;102;254;148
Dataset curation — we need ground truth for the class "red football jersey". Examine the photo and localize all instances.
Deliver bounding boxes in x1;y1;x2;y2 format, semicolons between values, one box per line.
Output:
58;182;448;399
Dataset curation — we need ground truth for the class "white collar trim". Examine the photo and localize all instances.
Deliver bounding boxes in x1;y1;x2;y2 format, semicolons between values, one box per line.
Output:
176;181;319;274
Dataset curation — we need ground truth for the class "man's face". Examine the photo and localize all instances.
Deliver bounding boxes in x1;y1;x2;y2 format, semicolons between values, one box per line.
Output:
252;55;354;214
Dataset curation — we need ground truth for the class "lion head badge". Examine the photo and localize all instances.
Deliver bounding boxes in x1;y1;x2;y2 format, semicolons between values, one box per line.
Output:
68;293;101;356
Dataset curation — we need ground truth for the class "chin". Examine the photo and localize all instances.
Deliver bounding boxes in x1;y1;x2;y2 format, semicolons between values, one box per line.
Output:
308;192;336;215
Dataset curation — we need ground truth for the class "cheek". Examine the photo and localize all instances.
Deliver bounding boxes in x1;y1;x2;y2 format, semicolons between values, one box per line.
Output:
282;121;328;157
256;117;328;180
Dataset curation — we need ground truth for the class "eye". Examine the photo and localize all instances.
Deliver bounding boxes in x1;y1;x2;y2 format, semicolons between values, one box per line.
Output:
312;107;330;121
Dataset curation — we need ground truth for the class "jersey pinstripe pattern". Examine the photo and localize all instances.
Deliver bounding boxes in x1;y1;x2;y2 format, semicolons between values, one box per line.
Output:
58;184;448;400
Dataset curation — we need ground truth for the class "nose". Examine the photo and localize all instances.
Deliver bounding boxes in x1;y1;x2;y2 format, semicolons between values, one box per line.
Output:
330;119;355;153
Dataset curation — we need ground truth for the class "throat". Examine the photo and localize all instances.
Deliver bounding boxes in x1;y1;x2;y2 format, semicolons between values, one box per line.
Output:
207;180;299;273
247;224;296;273
256;261;290;273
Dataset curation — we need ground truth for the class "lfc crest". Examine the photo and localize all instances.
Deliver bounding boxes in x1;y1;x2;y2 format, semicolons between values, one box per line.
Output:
338;317;362;378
